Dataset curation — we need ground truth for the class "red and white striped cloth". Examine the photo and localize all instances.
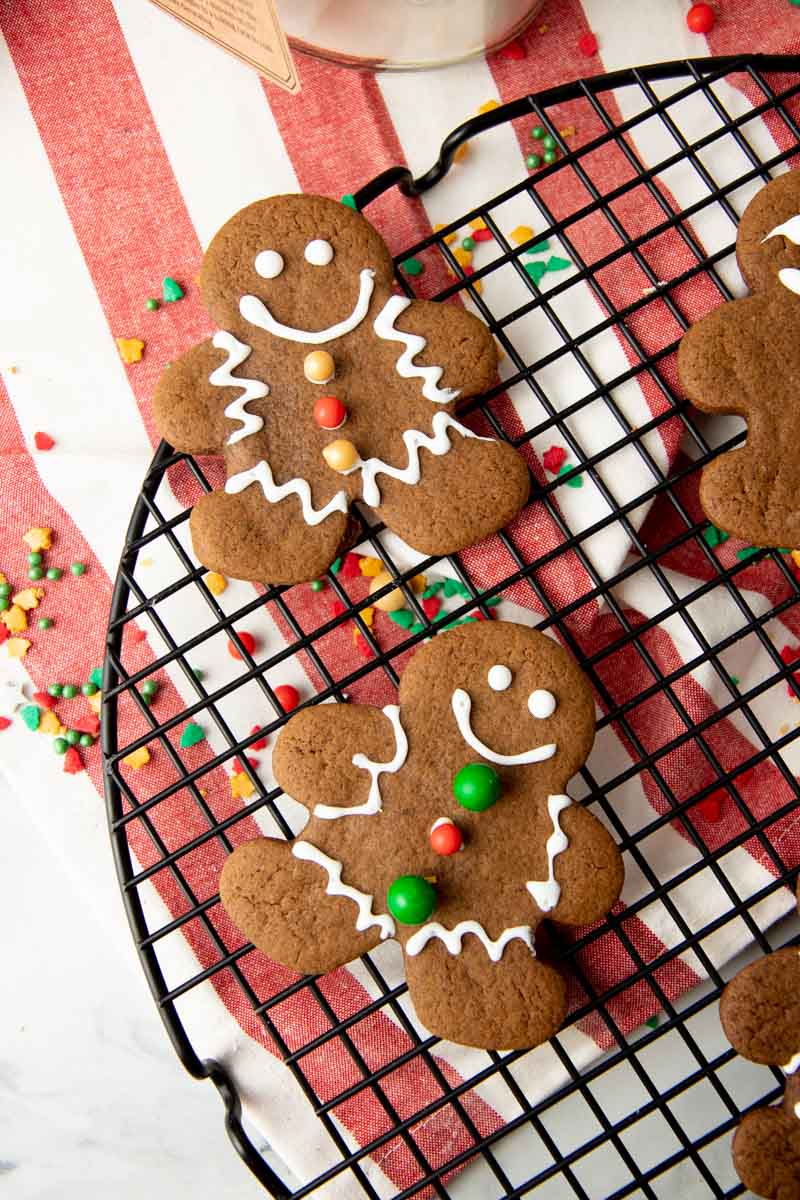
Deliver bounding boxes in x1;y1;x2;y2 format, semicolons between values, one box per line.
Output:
2;3;800;1195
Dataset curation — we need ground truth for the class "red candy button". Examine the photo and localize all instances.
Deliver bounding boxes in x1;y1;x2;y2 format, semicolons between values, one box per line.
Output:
274;684;300;713
430;818;463;856
313;394;347;431
228;631;256;659
686;3;715;33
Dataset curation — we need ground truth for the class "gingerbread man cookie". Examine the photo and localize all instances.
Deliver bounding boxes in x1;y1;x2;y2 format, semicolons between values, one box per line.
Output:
220;621;623;1050
720;943;800;1199
153;195;530;585
679;171;800;548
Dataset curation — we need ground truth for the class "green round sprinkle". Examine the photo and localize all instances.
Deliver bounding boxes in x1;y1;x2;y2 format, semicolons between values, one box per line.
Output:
387;875;437;926
310;579;325;592
401;257;424;277
191;667;204;681
453;762;502;812
28;566;44;581
543;149;557;165
53;737;68;755
542;134;556;151
48;683;63;697
0;597;8;612
65;729;80;746
141;679;158;698
70;562;86;576
0;582;10;597
145;298;159;311
526;153;542;170
531;125;545;139
82;681;99;696
461;236;476;251
79;733;94;747
46;567;63;581
27;552;42;566
62;684;78;699
38;617;53;630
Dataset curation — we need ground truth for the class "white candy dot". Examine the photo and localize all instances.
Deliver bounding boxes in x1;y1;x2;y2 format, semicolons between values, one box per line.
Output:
487;664;512;692
528;689;557;719
304;238;334;266
254;249;284;279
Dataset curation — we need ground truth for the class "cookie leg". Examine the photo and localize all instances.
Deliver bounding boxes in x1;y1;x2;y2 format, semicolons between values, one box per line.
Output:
403;936;566;1050
220;837;385;975
191;482;349;584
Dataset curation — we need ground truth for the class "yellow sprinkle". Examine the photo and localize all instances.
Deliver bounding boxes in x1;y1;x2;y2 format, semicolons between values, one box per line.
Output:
469;217;487;231
39;710;65;736
0;573;6;588
230;770;255;800
453;246;473;268
358;557;384;578
791;550;800;570
123;746;151;769
22;527;52;552
510;225;534;245
12;587;44;611
453;142;469;163
1;605;27;634
116;337;145;365
470;278;483;295
559;125;576;138
538;24;548;33
7;638;30;659
434;223;457;247
494;338;506;361
204;570;227;596
141;557;153;568
87;690;102;714
351;625;361;643
780;723;790;736
410;574;427;594
361;606;374;628
478;99;499;115
423;875;438;884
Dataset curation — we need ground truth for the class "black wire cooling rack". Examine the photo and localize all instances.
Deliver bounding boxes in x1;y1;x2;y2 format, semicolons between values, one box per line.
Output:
103;55;800;1200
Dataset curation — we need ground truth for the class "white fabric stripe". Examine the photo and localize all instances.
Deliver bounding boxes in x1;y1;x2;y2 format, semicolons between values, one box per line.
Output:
113;0;299;247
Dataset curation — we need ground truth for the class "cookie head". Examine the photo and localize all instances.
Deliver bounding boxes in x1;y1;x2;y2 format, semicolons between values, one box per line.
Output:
737;171;800;293
199;193;395;333
720;946;800;1068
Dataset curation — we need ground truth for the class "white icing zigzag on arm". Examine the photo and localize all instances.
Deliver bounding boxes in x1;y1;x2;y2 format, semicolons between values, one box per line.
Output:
210;331;269;447
373;295;460;403
225;460;348;527
405;921;535;962
292;840;395;939
526;794;571;913
313;705;407;820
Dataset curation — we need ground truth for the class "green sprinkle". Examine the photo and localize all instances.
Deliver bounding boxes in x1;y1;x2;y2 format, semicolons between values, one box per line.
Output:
531;125;545;139
310;579;325;592
421;582;445;599
38;617;53;630
525;153;542;170
340;193;357;210
442;616;479;631
545;255;572;272
180;722;205;749
191;667;205;681
484;596;502;607
0;598;8;612
542;134;556;151
443;579;471;599
736;546;761;561
645;1015;660;1030
330;557;342;575
778;547;792;554
48;683;63;697
89;667;103;688
141;679;158;699
401;257;424;277
145;298;159;311
79;733;94;747
0;582;10;597
70;562;86;576
702;525;729;548
20;704;40;731
162;276;184;302
27;552;42;566
46;567;63;581
82;681;99;697
461;236;476;251
388;609;415;629
729;675;740;687
53;737;68;755
558;463;584;488
528;239;550;254
65;729;80;746
543;149;557;165
410;622;426;634
62;684;78;699
28;566;44;581
525;261;547;286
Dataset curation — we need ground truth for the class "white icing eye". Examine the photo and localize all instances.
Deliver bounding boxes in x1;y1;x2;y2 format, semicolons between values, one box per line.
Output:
487;664;512;692
528;689;556;719
254;249;284;279
304;239;334;266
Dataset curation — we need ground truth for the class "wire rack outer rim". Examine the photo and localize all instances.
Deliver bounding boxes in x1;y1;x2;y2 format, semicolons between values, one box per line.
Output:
101;54;800;1200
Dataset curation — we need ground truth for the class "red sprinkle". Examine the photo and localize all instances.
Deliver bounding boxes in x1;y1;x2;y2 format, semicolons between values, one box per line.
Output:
234;755;258;772
228;631;256;659
33;690;57;710
543;445;567;473
577;31;598;56
127;627;147;644
356;637;374;660
34;431;55;451
0;717;11;732
0;625;8;646
781;645;800;696
340;553;362;580
73;714;101;736
498;39;525;60
686;3;715;34
697;791;723;822
274;684;300;713
472;228;494;243
422;596;442;620
250;724;268;750
63;746;84;774
332;598;347;618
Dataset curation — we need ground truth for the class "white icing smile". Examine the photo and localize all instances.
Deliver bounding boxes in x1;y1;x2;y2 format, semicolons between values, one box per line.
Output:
240;267;376;345
451;687;557;767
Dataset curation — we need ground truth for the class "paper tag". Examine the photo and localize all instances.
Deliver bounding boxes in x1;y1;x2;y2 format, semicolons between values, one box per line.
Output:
149;0;299;93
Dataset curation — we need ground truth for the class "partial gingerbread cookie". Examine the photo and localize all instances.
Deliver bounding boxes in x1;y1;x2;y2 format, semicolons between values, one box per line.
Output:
153;194;529;584
220;621;623;1050
720;945;800;1199
679;171;800;547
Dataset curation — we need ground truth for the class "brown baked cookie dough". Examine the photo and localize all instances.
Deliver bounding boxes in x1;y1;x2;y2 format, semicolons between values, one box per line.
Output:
220;620;624;1050
153;194;529;584
678;171;800;549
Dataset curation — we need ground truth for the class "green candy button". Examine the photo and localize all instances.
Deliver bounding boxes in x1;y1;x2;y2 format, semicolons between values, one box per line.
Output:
453;762;501;812
387;875;437;925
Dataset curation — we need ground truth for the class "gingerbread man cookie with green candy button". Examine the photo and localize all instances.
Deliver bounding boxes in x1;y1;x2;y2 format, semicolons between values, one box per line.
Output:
153;194;530;586
220;621;624;1050
679;170;800;549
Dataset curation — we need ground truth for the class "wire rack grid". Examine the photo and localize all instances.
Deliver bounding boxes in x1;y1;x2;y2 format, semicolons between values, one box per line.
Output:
103;54;800;1200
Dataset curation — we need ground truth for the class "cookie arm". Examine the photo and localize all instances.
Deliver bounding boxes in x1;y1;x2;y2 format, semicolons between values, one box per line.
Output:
677;299;756;416
544;804;624;926
153;337;230;455
392;300;498;401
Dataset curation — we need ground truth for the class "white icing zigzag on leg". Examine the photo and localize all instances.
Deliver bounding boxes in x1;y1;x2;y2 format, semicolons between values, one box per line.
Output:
226;460;348;527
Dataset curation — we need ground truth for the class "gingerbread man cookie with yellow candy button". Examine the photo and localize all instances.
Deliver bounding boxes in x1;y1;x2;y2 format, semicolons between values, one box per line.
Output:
220;621;624;1051
153;194;530;585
